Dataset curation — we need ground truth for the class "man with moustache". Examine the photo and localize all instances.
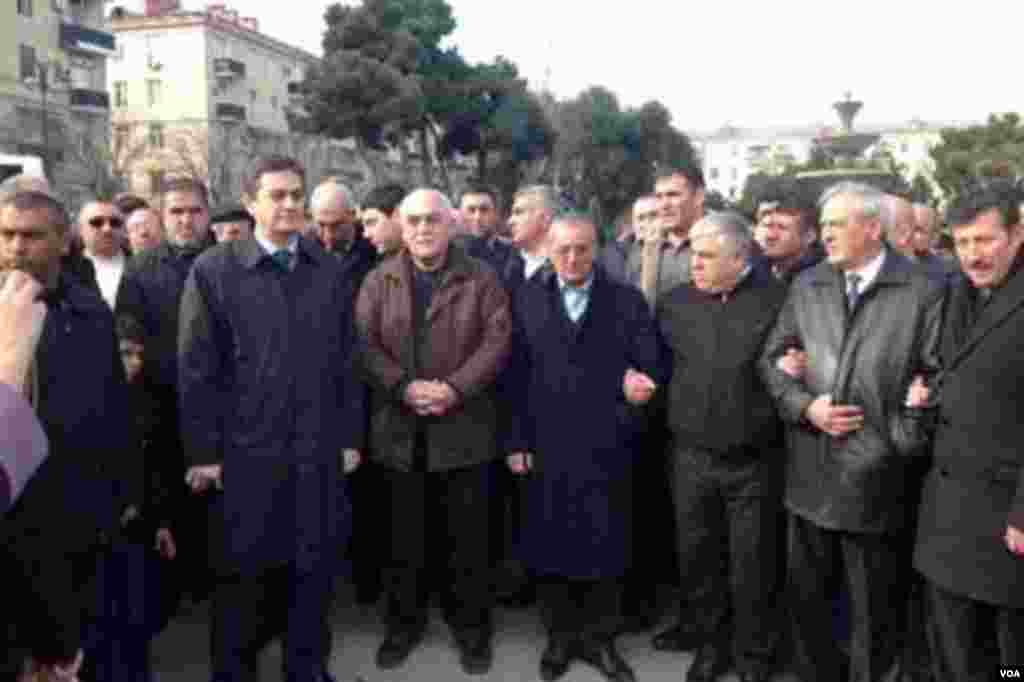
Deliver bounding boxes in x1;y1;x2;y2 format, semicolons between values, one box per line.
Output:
179;156;363;682
508;212;664;682
758;182;944;682
356;188;510;674
0;190;133;681
909;181;1024;678
78;198;128;310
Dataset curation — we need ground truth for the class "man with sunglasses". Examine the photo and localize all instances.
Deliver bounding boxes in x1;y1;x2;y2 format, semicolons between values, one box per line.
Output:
79;199;127;309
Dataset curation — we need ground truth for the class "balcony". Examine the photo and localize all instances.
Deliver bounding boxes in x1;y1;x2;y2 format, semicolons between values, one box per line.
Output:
214;58;246;80
60;22;116;56
216;103;246;121
69;88;111;111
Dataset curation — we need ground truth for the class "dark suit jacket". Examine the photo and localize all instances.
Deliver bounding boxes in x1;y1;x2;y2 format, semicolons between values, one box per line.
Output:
914;265;1024;607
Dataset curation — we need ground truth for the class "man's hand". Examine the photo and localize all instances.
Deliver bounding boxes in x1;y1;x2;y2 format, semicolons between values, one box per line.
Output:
804;394;864;437
155;528;177;560
185;464;223;493
905;375;931;408
423;381;459;416
776;349;808;380
0;270;46;391
1006;525;1024;556
623;368;657;406
120;505;140;526
507;452;533;475
342;448;362;474
40;649;84;681
404;380;440;415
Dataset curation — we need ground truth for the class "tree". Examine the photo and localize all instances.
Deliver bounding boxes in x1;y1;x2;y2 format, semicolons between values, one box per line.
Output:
910;173;936;206
929;113;1024;197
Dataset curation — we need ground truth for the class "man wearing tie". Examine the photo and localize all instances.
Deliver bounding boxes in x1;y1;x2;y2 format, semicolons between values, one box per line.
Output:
758;182;945;682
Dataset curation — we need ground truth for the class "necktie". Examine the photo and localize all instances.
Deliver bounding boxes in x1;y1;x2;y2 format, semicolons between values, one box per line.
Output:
271;249;293;273
640;238;662;308
846;273;862;310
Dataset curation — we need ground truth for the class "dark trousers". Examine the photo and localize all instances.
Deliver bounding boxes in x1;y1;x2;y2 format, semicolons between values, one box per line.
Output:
347;459;387;601
788;514;907;682
383;462;492;638
210;565;333;682
623;423;677;616
671;446;780;672
926;581;1024;681
539;576;622;644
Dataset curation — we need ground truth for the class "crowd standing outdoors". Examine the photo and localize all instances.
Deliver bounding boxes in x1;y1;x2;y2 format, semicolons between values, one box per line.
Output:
0;155;1022;682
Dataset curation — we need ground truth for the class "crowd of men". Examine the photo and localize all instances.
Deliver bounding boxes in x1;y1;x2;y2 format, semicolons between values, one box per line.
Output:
0;156;1021;682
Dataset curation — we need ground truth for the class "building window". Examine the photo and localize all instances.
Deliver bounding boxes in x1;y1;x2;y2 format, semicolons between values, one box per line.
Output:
730;167;739;181
249;89;257;105
19;45;37;82
270;95;278;110
146;79;162;108
900;142;909;154
148;123;164;148
709;167;720;180
282;65;292;79
113;124;131;152
18;0;33;17
148;170;165;195
114;81;128;107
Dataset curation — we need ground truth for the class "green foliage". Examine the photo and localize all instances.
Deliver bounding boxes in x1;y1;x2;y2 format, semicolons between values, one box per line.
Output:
910;173;936;206
550;88;697;226
930;113;1024;197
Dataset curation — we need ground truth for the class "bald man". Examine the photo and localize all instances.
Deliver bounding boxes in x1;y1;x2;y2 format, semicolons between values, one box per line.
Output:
311;180;376;300
886;196;951;282
355;188;511;674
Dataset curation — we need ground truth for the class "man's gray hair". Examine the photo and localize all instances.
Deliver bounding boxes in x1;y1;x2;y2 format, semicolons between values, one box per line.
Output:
819;181;885;220
398;187;453;215
550;210;598;241
880;194;914;241
693;211;755;260
514;185;565;215
310;179;356;211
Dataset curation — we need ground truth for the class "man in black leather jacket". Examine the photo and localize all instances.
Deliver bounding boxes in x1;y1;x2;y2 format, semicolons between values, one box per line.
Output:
758;181;945;682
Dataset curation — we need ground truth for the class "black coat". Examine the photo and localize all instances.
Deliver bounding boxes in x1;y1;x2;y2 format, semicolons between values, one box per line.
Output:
1;275;133;662
506;267;667;578
914;266;1024;607
759;250;945;533
456;233;517;277
178;235;363;576
657;267;786;453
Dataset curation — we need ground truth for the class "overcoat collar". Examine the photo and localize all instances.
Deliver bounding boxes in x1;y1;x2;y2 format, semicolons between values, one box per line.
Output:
946;255;1024;369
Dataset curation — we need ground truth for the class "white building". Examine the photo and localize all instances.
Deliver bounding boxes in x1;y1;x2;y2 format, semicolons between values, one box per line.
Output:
693;118;953;201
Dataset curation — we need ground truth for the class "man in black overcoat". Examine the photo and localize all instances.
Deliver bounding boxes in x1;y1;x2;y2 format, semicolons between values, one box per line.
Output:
178;157;364;682
758;181;945;682
910;182;1024;677
657;212;786;682
506;212;666;682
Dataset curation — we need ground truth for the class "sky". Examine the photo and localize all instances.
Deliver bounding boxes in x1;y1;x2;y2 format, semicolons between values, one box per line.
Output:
132;0;1022;134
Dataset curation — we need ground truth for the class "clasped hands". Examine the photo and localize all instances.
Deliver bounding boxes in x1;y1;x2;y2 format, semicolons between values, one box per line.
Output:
506;368;657;476
403;379;459;417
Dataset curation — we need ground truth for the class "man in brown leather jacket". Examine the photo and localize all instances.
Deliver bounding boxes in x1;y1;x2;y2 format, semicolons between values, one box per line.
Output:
355;188;512;676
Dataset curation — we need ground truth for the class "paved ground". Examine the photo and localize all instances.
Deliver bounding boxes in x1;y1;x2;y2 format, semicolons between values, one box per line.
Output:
151;587;797;682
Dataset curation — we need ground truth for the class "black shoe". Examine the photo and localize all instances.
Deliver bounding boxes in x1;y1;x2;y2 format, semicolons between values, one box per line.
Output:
652;624;703;652
456;633;493;675
540;638;574;681
578;640;636;682
685;645;732;682
375;629;423;669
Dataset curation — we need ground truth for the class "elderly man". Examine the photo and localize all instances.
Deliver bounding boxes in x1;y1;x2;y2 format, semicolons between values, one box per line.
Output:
910;181;1024;678
0;190;133;682
78;198;127;309
628;164;706;308
179;156;363;682
885;195;950;283
657;212;786;682
758;182;944;682
356;188;511;674
507;212;664;682
125;207;164;254
753;180;823;285
311;181;375;281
